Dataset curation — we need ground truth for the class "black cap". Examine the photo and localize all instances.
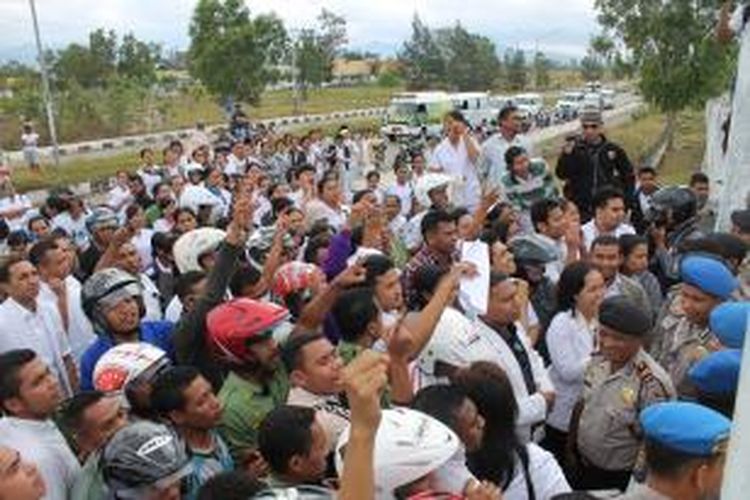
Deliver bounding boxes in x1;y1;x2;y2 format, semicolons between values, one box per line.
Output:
731;209;750;233
599;296;652;337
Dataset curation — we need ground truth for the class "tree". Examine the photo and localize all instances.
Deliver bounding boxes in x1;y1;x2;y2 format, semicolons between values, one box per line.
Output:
398;15;447;89
590;33;615;66
317;8;348;80
533;51;551;89
441;23;500;90
595;0;735;146
291;8;348;96
118;34;159;85
505;49;527;91
188;0;287;104
580;53;604;81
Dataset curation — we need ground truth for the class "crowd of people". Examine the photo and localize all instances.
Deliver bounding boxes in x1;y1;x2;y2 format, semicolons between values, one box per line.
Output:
0;102;744;500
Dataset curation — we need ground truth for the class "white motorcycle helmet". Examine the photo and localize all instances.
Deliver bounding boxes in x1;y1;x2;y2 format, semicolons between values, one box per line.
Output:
334;407;460;499
414;173;453;208
178;184;223;221
173;227;226;273
93;342;170;393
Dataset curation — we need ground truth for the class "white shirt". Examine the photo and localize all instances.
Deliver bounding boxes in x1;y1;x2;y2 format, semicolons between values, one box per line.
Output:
581;219;635;251
0;298;73;396
106;185;132;211
165;296;183;323
0;194;33;231
0;417;80;500
21;132;39;149
504;443;571;500
287;387;350;453
130;229;155;273
138;168;163;195
224;154;247;177
304;199;346;231
545;310;597;432
140;273;163;321
431;136;481;211
52;211;91;250
386;182;413;218
39;277;96;362
479;132;534;190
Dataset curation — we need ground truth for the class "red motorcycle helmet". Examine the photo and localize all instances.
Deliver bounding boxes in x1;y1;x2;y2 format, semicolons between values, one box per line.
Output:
206;298;290;365
271;262;325;302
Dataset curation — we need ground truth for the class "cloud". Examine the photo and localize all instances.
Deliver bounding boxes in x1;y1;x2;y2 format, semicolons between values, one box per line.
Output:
0;0;599;62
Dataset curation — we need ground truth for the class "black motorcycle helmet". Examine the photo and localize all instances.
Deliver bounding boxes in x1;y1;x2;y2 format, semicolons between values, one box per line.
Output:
647;186;698;230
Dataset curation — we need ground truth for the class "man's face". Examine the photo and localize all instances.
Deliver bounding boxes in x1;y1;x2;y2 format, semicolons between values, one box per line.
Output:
599;325;641;366
426;221;458;255
117;243;141;276
692;182;710;204
321;180;341;205
6;261;40;304
102;296;141;335
511;154;530;178
4;357;61;419
454;398;485;453
94;226;116;247
491;241;516;275
596;197;626;231
176;211;197;234
445;117;465;138
428;186;449;209
486;280;518;325
411;156;425;173
366;176;380;190
375;269;404;311
247;336;281;374
172;375;223;430
155;185;172;203
639;172;658;194
590;244;622;281
77;396;128;456
501;110;522;134
0;447;46;500
117;172;129;186
582;121;602;142
293;419;328;483
292;338;344;395
29;220;49;239
680;283;721;326
539;207;567;240
384;197;401;221
40;247;69;280
395;166;409;183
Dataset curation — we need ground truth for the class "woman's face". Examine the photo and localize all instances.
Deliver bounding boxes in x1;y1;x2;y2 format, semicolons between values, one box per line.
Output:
623;243;649;275
457;214;475;241
576;269;605;317
176;211;197;234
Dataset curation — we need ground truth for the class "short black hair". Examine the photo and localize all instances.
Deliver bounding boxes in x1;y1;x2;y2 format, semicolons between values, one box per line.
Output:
445;110;467;124
366;170;380;181
151;366;202;416
7;230;30;249
0;255;28;284
411;385;469;434
151;232;177;258
644;439;720;479
619;234;648;259
58;390;107;435
303;234;331;264
504;146;526;168
530;199;564;232
557;261;597;313
489;271;511;287
590;234;621;252
412;265;449;305
332;287;379;342
638;166;657;177
258;405;316;475
361;254;396;287
0;349;36;413
420;209;455;239
498;104;518;123
281;331;326;373
175;270;207;300
352;189;373;205
690;172;709;186
228;264;262;297
28;238;58;267
295;164;317;179
197;471;263;500
592;186;625;210
27;215;50;232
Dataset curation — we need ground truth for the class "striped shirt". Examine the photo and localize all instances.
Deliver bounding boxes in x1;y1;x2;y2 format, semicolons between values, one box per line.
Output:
501;160;559;212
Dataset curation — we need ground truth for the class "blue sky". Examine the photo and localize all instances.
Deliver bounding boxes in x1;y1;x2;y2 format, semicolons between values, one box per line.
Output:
1;0;599;63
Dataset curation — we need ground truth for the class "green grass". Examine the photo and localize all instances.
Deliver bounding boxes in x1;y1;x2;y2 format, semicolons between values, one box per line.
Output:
11;117;382;192
657;109;706;185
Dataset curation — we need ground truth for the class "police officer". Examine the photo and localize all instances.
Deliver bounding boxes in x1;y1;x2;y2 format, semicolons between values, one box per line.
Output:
709;301;750;349
620;401;730;500
570;296;675;492
687;349;741;418
650;255;738;396
647;186;703;289
556;107;635;222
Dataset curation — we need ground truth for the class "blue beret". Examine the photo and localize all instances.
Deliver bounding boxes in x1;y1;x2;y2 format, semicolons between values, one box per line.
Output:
680;255;738;299
641;402;731;456
688;350;741;395
710;302;750;349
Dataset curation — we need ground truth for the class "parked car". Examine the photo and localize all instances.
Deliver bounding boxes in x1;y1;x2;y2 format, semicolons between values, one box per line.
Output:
381;91;454;141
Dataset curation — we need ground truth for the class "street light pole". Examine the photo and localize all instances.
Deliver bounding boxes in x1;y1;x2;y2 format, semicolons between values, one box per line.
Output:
28;0;60;166
290;29;300;115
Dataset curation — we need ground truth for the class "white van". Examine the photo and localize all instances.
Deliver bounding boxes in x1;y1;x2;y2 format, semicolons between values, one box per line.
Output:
601;89;616;110
450;92;496;127
381;92;454;140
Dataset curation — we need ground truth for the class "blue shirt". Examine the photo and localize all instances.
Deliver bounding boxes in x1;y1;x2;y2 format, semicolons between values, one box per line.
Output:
79;321;175;390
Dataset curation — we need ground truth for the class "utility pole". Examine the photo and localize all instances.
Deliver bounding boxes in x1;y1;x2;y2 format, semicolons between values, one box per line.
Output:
28;0;59;166
291;31;300;115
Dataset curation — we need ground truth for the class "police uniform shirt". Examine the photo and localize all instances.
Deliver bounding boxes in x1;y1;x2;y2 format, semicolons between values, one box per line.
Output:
577;348;675;471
